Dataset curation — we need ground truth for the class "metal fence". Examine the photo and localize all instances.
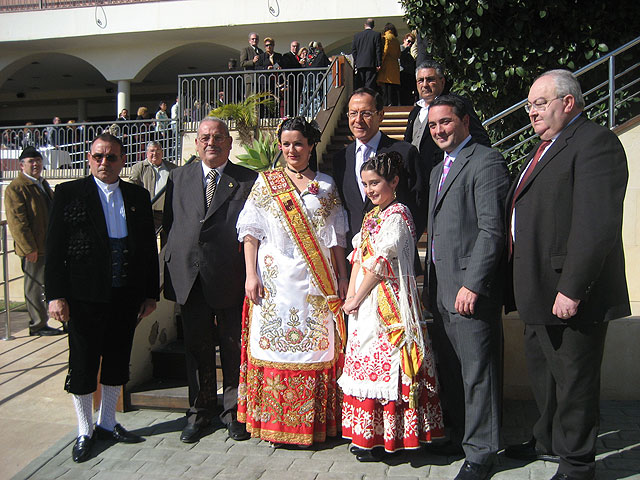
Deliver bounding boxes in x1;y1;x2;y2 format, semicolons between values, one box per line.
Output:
178;64;337;131
0;119;178;180
484;35;640;168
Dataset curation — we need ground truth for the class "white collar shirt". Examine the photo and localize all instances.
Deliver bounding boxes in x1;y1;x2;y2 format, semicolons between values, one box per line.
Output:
93;176;127;239
355;131;382;200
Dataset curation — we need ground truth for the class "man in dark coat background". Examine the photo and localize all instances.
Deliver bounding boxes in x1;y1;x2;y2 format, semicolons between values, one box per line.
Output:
351;18;383;90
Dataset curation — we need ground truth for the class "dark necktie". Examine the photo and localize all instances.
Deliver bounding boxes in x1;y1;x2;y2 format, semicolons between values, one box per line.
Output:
508;140;551;255
205;169;218;209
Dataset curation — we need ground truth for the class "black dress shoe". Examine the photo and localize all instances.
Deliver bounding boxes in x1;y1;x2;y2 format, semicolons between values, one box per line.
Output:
227;420;250;441
180;418;210;443
95;423;144;443
454;460;492;480
29;325;63;336
72;435;93;463
504;437;560;463
423;440;465;456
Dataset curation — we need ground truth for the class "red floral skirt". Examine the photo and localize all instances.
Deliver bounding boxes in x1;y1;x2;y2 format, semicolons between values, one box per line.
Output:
341;373;444;452
237;299;342;446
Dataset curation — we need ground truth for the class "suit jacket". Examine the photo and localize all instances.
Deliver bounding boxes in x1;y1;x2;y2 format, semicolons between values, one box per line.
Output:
162;160;257;308
332;133;427;242
506;115;630;325
426;141;509;313
255;52;283;70
280;52;301;69
240;45;263;70
4;172;53;257
128;159;178;206
351;28;382;69
404;93;491;175
45;176;159;304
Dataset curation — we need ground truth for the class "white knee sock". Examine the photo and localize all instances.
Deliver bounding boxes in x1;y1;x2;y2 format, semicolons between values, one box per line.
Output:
96;384;121;431
72;393;94;438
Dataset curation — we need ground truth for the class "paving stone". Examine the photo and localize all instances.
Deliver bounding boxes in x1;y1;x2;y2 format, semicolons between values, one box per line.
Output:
423;462;464;479
200;453;245;468
165;449;210;466
490;467;531;479
214;468;266;479
90;458;145;473
387;461;430;476
137;461;189;476
59;455;104;470
328;459;388;476
182;464;225;479
269;446;315;458
131;447;176;462
90;471;142;480
29;466;70;480
58;469;99;480
157;436;198;450
96;444;143;460
288;457;335;472
226;442;275;457
315;474;364;480
258;471;318;480
239;454;294;470
603;457;640;471
363;476;420;480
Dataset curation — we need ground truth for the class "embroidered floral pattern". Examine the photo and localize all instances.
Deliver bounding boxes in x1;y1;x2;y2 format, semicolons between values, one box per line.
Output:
62;198;88;226
307;180;319;195
258;258;331;354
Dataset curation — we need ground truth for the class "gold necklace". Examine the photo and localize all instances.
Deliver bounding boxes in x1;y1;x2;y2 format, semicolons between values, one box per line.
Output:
286;164;309;179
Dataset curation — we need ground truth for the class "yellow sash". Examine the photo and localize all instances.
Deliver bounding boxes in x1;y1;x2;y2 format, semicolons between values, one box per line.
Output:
261;169;346;348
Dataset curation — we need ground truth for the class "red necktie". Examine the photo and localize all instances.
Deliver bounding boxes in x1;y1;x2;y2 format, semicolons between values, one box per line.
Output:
508;140;551;256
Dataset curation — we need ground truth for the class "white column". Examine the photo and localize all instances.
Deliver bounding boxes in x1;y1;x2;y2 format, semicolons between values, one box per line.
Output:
77;98;87;122
117;80;130;116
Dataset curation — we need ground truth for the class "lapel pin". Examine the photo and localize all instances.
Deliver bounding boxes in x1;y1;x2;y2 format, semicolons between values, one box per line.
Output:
130;206;136;211
228;182;234;188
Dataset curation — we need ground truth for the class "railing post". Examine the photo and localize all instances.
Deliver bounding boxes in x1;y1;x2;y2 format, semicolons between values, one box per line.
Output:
608;56;616;129
2;224;14;341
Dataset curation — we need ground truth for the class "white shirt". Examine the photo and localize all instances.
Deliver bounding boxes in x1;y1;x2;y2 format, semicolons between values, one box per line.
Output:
93;176;127;239
23;172;48;194
355;131;382;200
416;98;430;123
149;160;170;194
202;160;227;190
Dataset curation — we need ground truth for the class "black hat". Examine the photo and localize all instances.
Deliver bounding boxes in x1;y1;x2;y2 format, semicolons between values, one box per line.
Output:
19;146;43;160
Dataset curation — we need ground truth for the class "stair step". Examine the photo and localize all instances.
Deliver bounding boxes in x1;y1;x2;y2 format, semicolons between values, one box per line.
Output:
380;126;407;135
129;380;190;410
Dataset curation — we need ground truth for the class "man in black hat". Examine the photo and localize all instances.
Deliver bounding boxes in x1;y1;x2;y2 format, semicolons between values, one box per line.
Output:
4;146;61;335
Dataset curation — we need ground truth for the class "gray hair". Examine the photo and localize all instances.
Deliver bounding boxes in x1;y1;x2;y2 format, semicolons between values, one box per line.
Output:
416;60;445;78
146;140;162;150
199;116;230;136
536;69;585;109
248;32;258;39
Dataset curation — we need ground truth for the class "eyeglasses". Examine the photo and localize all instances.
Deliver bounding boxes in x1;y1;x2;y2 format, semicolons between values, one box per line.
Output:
198;134;230;144
525;96;562;113
90;153;120;163
347;110;378;120
265;43;274;47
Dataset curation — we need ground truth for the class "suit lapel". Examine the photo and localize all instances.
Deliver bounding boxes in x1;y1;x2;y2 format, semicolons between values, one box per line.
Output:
120;181;139;240
344;142;365;211
82;176;109;246
434;143;473;209
183;161;206;219
204;163;239;221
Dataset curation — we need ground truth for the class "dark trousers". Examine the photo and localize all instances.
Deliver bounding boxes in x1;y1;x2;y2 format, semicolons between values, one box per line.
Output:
355;67;378;90
429;268;502;464
180;276;242;426
524;322;608;480
65;289;140;395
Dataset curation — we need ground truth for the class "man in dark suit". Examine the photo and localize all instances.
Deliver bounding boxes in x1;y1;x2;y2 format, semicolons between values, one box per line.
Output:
280;40;302;116
351;18;382;90
404;61;490;185
332;88;426;244
280;40;301;69
163;117;257;444
46;133;159;463
239;32;263;97
255;37;283;117
424;96;509;480
503;70;630;480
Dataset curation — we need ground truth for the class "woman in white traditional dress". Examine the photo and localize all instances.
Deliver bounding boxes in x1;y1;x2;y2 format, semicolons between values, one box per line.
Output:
339;152;444;461
236;117;349;447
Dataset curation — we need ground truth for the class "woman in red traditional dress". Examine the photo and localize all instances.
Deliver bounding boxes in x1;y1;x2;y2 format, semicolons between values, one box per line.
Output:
236;117;349;447
339;152;444;461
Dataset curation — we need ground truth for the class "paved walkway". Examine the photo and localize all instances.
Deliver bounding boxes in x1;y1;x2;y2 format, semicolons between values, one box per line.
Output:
2;314;639;480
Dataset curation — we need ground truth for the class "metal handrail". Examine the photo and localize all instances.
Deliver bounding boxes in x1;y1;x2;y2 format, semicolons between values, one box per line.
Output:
483;35;640;167
1;220;23;340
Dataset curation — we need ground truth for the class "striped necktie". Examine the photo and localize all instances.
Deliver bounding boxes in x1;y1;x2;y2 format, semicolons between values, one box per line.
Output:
437;154;453;195
205;169;218;209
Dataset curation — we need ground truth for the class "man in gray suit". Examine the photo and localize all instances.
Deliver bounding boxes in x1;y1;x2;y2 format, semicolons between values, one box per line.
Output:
424;95;509;480
163;117;257;443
